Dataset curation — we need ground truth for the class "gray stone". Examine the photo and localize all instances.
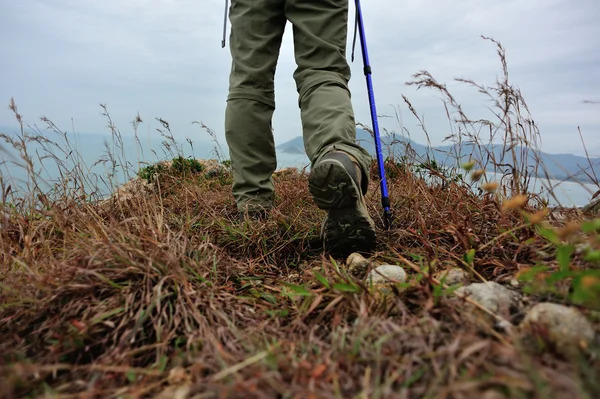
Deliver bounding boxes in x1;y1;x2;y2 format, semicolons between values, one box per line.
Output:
435;267;469;286
346;252;370;276
520;302;595;357
201;160;228;178
454;282;521;316
367;264;407;284
481;390;506;399
366;264;407;295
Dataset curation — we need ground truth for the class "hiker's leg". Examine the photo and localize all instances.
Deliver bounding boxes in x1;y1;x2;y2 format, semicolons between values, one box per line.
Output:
225;0;286;213
285;0;376;255
285;0;372;185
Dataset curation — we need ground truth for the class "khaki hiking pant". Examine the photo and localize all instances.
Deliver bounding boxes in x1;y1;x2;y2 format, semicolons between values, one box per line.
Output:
225;0;372;212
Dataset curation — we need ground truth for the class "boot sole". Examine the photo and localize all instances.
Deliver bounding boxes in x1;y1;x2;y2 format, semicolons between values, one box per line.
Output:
322;207;377;254
309;159;376;254
308;160;358;210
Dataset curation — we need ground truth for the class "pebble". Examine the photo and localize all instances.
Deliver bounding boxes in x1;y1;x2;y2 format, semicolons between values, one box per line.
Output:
346;252;370;276
366;264;407;295
481;390;506;399
434;267;469;286
454;282;521;322
520;302;595;357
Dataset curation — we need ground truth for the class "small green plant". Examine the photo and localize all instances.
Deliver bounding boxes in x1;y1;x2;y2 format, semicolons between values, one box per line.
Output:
171;156;204;175
221;159;232;168
137;162;167;183
517;218;600;310
136;156;204;183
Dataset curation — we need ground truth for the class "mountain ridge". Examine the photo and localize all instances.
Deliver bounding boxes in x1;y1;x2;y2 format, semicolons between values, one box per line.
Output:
276;129;600;184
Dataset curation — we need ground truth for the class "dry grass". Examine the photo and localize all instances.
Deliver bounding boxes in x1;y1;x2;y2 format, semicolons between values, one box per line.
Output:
1;38;599;398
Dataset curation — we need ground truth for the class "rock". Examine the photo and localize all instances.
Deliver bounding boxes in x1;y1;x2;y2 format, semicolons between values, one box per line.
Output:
167;366;189;385
346;252;370;276
434;267;469;286
366;264;407;295
454;282;521;319
367;265;407;284
494;319;515;334
481;390;506;399
520;302;595;357
152;366;191;399
199;159;228;178
99;177;153;205
152;384;190;399
205;167;224;178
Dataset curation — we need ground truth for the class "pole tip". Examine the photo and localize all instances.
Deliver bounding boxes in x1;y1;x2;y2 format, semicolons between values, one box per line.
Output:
383;209;393;230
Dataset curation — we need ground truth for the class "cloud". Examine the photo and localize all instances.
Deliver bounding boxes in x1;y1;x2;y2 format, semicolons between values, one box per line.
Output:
1;0;599;156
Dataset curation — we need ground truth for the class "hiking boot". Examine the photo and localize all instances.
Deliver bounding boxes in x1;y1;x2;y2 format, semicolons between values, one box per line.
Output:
308;151;376;255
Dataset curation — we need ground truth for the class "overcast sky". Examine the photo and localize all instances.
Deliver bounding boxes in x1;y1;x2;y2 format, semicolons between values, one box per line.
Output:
1;0;599;157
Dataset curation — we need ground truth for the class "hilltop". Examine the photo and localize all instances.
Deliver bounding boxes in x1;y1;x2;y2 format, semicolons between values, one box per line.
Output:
1;151;600;398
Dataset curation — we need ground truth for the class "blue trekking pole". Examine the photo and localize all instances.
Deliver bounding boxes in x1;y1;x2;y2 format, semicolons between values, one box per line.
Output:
352;0;393;229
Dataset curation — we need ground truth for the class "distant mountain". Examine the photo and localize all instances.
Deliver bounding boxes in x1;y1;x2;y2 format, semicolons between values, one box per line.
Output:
276;136;305;155
276;129;600;184
276;129;413;156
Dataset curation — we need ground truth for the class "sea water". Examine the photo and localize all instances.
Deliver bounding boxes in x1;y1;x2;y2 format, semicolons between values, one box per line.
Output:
1;132;597;207
278;154;597;208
